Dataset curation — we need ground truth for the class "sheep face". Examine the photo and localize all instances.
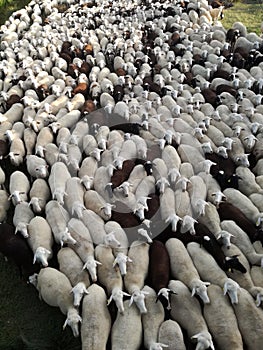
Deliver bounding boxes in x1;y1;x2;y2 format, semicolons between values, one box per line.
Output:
217;230;233;249
9;191;25;205
211;191;226;208
129;290;149;314
104;232;121;248
15;222;29;238
29;197;42;213
191;331;214;350
180;215;198;234
108;288;130;314
35;165;49;178
71;202;85;219
156;177;170;194
165;213;182;232
71;282;88;307
33;247;51;267
53;189;66;205
113;252;132;276
83;256;101;282
60;228;77;247
63;308;82;337
191;281;210;304
223;278;240;304
149;342;169;350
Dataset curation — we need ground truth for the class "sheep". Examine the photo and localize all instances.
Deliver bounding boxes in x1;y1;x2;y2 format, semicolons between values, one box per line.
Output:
12;202;34;239
8;136;26;167
26;155;49;179
81;284;111;350
65;143;82;176
45;200;75;247
64;177;85;219
161;145;181;184
66;218;100;282
177;144;209;175
29;178;50;213
223;188;263;228
221;220;263;266
141;285;166;350
0;190;10;222
27;216;53;268
188;175;208;218
235;166;263;197
158;187;181;232
124;240;150;314
78;156;98;191
81;209;108;246
231;288;263;350
0;103;24;124
203;284;244;350
104;220;129;257
95;244;129;313
30;267;81;337
48;162;71;205
111;300;143;350
57;247;90;307
23;127;37;156
84;189;114;221
0;222;38;279
168;280;214;349
9;170;30;206
165;238;210;304
198;202;223;236
158;320;186;350
35;126;54;158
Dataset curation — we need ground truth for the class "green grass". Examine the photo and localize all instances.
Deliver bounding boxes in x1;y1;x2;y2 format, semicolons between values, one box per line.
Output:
221;1;263;35
0;255;81;350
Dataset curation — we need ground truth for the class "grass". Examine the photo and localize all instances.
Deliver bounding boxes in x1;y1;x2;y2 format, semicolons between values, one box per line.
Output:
221;1;263;35
0;255;81;350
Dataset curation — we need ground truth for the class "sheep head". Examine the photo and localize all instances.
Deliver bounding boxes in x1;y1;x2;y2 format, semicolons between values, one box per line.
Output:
15;222;29;238
113;252;132;276
71;201;86;219
103;232;121;248
80;175;94;190
191;331;215;350
83;256;101;282
33;247;52;267
191;279;210;304
63;308;82;337
129;289;149;314
211;191;226;208
149;342;169;350
71;282;89;307
29;197;42;213
60;228;77;247
217;230;234;249
180;215;198;234
138;228;152;243
107;287;130;314
223;278;240;304
165;213;182;232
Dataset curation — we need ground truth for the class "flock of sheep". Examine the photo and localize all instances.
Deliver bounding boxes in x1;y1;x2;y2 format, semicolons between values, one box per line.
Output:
1;0;263;349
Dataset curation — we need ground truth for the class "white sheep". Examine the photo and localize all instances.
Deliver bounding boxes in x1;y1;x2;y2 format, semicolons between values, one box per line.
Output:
235;166;263;197
81;209;108;246
45;200;75;247
124;241;150;314
78;156;98;190
203;284;243;350
8;136;26;167
168;280;214;349
111;300;142;350
30;267;81;337
81;284;111;350
158;320;186;350
64;177;85;219
0;103;24;124
56;127;71;153
23;127;37;155
95;244;129;313
126;164;147;194
104;220;129;257
67;218;98;282
223;188;263;228
13;202;34;238
49;110;81;134
141;285;166;350
177;144;208;174
84;189;114;221
29;178;51;213
199;172;226;208
0;190;10;222
26;155;49;179
160;187;181;232
27;216;53;267
35;126;54;158
57;247;90;307
198;202;223;236
221;220;263;266
48;162;71;205
66;143;82;176
161;145;181;184
94;125;110;151
232;287;263;350
9;170;30;206
165;238;210;304
188;175;208;218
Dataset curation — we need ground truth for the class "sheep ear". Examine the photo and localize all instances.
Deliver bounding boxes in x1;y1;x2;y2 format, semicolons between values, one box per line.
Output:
256;217;262;227
122;292;131;297
33;253;37;264
63;318;68;330
129;295;134;307
204;282;211;286
107;295;113;305
191;287;196;297
95;260;102;266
